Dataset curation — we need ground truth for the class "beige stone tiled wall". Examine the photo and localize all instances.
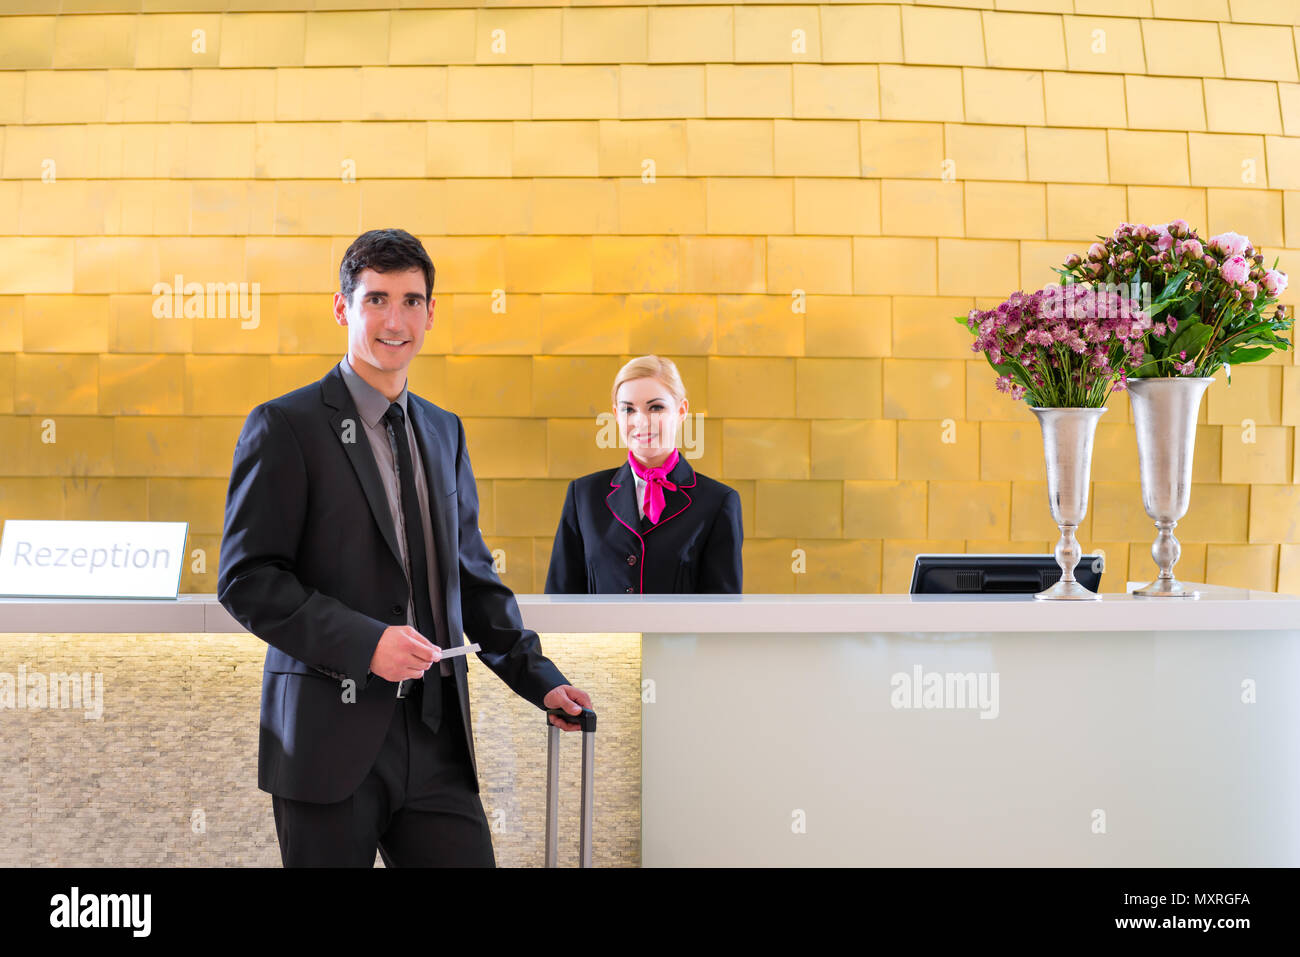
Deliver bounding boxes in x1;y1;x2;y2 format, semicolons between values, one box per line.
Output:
1;1;1299;593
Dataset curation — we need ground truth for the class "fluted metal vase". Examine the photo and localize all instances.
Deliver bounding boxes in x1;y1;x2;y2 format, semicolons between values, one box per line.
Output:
1127;376;1215;599
1030;406;1107;600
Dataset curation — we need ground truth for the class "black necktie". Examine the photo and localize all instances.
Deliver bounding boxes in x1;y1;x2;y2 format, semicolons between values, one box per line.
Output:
383;401;441;730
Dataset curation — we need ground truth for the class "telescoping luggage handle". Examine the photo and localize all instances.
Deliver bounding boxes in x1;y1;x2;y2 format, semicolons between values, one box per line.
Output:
544;706;597;868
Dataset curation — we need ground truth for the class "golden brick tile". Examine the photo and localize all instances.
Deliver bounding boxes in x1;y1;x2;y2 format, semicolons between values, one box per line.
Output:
811;420;896;480
473;7;562;64
717;295;803;356
939;239;1020;297
880;65;964;123
535;355;626;417
274;180;361;236
928;481;1010;540
1011;480;1095;543
219;13;306;68
513;120;599;176
706;64;792;119
0;238;75;295
627;294;717;355
685;119;772;175
966;360;1037;422
881;539;968;593
792;65;879;121
190;68;274;122
24;415;113;477
113;416;200;477
245;238;334;294
1279;543;1300;593
898;419;979;480
882;358;966;420
1046;184;1128;241
303;11;389;67
184;356;271;416
755;479;840;537
1178;483;1253;542
709;357;796;418
621;65;705;119
1128;541;1206;587
1020;240;1086;289
22;295;109;354
599;119;688;176
427;122;513;177
358;66;448;121
1108;130;1190;186
1143;20;1224;77
743;537;800;593
445;355;531;416
1205;543;1277;589
945;123;1027;181
23;70;107;124
62;477;148;521
0;14;55;69
680;236;764;294
1222;424;1292;484
793;538;882;593
444;179;531;235
721;419;811;479
648;6;733;63
845;481;927;539
1044;71;1127;128
1265;136;1300;190
982;11;1068;70
546;418;622;479
539;294;626;355
821;5;902;64
804;295;891;357
1206;188;1284;247
561;6;645;62
881;180;964;238
1126;186;1207;231
452;291;538;356
1063;15;1148;74
854;237;937;296
15;354;97;414
706;178;794;235
0;477;64;519
893;296;974;360
1204;79;1283;136
1220;22;1298;82
448;66;532;120
492;478;569;537
766;237;852;295
390;10;475;65
734;4;822;62
196;417;246;479
0;354;12;415
533;176;616;236
274;67;362;121
795;358;881;418
617;178;706;234
532;65;618;119
901;6;985;67
1207;364;1283;425
966;182;1047;241
794;178;880;235
860;121;945;179
592;236;676;294
147;477;227;535
1124;76;1206;132
459;418;547;479
1189;132;1269;189
979;421;1048;482
1091;420;1141;482
98;355;184;416
963;68;1045;127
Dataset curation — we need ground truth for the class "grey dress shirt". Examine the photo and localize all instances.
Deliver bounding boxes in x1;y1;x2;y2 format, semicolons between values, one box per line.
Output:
339;355;452;677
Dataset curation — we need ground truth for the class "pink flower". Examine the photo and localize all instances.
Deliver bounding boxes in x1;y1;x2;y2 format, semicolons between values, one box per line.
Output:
1263;269;1288;297
1176;238;1203;260
1209;231;1251;257
1154;226;1174;253
1088;242;1107;261
1220;255;1250;285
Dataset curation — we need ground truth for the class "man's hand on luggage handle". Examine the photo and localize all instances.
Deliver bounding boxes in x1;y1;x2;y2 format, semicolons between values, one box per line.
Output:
544;685;593;732
369;625;440;683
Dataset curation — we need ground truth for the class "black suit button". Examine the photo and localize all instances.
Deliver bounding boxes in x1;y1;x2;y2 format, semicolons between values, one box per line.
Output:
625;586;634;593
390;603;402;616
627;554;636;565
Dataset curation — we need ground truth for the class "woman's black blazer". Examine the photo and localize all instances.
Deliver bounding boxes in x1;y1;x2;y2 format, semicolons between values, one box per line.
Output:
544;453;743;594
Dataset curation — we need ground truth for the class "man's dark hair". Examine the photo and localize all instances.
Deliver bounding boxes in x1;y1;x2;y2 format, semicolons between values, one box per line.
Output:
339;228;436;306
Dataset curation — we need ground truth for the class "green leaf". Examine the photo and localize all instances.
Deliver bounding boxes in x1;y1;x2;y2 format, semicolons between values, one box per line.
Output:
1223;347;1272;365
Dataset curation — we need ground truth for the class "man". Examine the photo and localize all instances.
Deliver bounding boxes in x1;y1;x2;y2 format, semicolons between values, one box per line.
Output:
217;228;591;867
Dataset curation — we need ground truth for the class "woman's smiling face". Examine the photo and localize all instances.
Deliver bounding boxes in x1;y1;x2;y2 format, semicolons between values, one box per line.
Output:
616;377;687;466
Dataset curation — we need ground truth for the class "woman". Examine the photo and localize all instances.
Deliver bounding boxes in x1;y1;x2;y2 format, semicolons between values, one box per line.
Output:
545;355;743;594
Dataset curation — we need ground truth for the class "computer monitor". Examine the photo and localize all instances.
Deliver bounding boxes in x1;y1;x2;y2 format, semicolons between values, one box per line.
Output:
909;553;1104;595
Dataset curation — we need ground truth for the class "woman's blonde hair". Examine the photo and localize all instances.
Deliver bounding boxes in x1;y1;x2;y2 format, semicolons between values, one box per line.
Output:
611;355;687;410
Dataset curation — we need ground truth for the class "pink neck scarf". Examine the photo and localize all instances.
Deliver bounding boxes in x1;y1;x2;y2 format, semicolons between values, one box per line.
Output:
628;448;679;524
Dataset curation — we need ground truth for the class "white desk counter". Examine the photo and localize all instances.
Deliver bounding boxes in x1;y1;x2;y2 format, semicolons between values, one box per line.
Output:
2;585;1297;867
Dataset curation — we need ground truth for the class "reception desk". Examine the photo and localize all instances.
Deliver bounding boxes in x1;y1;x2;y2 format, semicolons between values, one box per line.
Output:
2;585;1298;867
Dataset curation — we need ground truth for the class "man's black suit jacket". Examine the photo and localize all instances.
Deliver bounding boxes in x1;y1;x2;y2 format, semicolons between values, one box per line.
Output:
217;362;569;804
544;452;743;594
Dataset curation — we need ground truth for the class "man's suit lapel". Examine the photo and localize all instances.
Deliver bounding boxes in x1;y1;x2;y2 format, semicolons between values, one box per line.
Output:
320;364;404;571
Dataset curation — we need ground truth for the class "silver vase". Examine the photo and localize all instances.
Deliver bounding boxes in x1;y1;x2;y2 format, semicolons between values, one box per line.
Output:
1030;406;1107;600
1127;376;1215;599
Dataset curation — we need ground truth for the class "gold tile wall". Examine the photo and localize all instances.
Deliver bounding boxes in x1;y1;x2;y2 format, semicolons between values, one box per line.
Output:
1;1;1299;594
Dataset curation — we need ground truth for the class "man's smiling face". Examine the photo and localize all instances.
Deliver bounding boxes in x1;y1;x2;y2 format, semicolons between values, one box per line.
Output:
334;266;434;379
